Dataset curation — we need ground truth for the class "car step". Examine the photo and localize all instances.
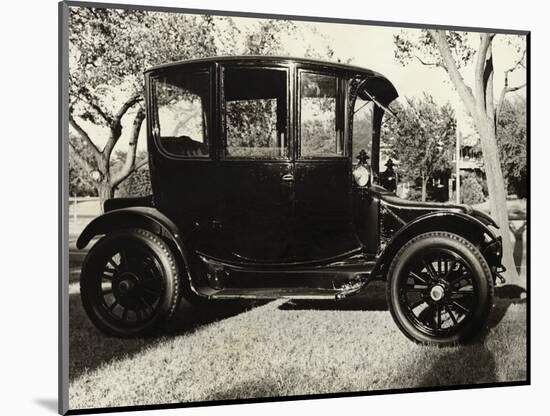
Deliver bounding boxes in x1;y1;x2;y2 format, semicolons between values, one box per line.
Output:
205;287;346;300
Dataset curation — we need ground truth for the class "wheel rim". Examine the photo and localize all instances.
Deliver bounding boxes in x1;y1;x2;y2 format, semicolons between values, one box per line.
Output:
88;241;165;329
397;248;479;337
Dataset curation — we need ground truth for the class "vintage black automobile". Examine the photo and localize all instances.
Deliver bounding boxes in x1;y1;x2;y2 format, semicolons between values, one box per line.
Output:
77;56;504;345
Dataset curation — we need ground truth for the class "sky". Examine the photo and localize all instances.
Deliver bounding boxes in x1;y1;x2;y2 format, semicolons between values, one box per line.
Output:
74;12;527;153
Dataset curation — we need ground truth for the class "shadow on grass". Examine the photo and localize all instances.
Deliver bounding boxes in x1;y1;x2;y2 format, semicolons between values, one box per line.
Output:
488;284;527;329
418;345;496;387
278;281;388;312
279;282;526;332
69;293;266;382
206;379;281;402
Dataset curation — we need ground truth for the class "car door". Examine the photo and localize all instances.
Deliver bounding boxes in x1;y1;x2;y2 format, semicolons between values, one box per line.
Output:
216;64;295;262
293;69;362;261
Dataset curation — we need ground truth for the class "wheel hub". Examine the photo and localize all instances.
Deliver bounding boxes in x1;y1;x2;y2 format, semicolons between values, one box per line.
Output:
430;284;445;302
118;279;135;294
113;271;140;307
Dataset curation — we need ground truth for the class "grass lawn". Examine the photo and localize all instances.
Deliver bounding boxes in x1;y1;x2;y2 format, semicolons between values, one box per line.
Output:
68;281;527;411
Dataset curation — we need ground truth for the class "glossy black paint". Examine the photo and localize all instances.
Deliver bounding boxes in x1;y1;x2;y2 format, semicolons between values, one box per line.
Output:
78;56;504;300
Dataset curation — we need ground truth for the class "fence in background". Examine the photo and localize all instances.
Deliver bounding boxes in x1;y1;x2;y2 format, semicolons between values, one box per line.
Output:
69;196;101;224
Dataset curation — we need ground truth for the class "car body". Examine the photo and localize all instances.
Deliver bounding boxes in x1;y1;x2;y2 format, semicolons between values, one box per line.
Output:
77;56;504;344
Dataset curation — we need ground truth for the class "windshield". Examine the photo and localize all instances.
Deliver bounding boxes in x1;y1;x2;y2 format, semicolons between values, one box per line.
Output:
352;97;374;163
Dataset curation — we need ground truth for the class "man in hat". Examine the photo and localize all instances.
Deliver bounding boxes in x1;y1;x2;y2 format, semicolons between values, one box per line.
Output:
380;158;397;193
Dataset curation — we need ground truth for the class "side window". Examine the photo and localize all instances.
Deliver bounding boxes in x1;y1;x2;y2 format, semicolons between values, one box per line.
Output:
300;72;344;157
352;97;374;162
154;71;210;157
224;67;288;159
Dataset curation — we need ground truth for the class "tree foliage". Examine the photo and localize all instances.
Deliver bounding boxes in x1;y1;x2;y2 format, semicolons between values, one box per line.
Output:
497;97;527;197
394;31;475;69
382;95;455;201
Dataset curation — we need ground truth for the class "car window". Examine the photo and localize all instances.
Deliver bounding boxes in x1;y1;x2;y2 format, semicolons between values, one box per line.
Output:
224;67;288;159
352;97;374;162
154;71;210;157
300;72;344;157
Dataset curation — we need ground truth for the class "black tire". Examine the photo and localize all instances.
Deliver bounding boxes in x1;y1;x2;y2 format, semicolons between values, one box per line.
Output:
80;228;179;338
386;231;493;345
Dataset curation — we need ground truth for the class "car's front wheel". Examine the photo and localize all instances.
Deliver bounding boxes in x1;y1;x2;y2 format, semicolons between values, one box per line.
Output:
80;228;179;337
387;231;493;345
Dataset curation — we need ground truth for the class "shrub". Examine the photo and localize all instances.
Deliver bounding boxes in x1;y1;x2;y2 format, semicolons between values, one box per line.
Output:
459;173;486;205
116;167;152;197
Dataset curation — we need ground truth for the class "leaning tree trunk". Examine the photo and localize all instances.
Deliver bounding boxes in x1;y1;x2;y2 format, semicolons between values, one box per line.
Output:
97;180;114;213
427;30;522;287
475;114;521;286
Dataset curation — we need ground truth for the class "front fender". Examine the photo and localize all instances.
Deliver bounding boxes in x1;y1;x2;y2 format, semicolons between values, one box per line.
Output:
373;211;501;278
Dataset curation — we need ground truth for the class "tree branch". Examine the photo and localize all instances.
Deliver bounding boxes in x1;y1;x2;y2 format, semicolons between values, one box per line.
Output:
134;157;149;171
111;106;146;187
103;94;144;157
495;47;527;123
428;30;477;116
78;88;113;125
414;55;440;67
505;48;526;76
68;112;102;164
506;82;527;93
474;33;494;112
114;94;143;123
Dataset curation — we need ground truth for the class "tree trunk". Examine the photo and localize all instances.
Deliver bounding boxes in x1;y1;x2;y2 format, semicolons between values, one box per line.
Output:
421;173;428;202
97;180;114;213
427;30;522;287
475;114;521;286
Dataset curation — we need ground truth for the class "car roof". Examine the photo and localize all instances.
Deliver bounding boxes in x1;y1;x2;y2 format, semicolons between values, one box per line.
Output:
145;55;398;104
146;55;379;76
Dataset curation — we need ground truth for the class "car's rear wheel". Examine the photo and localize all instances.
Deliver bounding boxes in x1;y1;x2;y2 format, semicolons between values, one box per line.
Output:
80;228;179;337
386;231;493;345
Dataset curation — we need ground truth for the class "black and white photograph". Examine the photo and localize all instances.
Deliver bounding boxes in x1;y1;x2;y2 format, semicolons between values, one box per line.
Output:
58;1;529;413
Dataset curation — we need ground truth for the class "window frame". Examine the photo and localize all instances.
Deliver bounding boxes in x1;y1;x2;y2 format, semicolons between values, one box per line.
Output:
297;69;347;161
351;95;376;165
220;64;291;161
151;65;214;160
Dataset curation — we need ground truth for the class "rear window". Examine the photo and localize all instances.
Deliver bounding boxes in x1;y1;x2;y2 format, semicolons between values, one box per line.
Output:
154;70;210;157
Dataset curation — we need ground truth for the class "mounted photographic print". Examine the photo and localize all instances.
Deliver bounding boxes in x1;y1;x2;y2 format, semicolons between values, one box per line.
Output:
59;1;530;414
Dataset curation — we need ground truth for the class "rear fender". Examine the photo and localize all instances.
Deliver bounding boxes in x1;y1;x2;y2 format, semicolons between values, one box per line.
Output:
76;207;204;298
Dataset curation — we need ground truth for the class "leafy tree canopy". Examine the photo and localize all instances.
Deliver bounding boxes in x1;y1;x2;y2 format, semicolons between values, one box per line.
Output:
497;96;527;197
382;94;455;186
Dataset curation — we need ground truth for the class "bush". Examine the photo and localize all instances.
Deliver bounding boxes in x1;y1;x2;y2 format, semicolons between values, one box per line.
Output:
116;167;152;198
458;173;486;205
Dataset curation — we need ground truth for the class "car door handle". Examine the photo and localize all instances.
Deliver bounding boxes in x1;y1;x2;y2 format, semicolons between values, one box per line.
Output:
281;173;294;181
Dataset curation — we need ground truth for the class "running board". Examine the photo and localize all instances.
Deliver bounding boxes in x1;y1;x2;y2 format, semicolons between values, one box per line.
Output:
198;253;375;275
207;287;344;300
198;278;371;301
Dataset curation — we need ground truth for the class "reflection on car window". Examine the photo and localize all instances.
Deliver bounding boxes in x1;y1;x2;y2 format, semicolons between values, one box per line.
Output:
155;71;210;157
300;73;343;157
352;98;374;162
224;68;287;159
